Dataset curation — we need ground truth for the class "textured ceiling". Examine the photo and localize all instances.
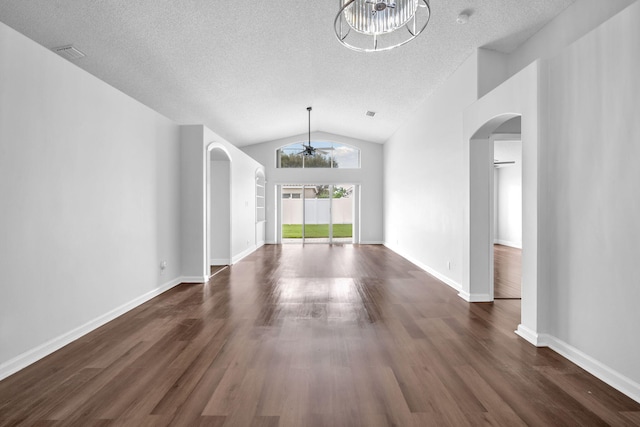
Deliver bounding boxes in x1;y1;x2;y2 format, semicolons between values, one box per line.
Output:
0;0;574;146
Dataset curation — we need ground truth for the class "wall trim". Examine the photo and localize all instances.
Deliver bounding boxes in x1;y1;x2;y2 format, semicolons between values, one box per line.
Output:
383;242;462;292
458;290;493;303
494;239;522;249
360;241;385;245
209;258;230;266
0;276;186;381
539;333;640;404
181;276;207;283
515;323;542;346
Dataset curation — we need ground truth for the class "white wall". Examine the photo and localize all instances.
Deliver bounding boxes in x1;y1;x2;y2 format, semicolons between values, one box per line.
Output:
541;0;640;398
383;51;478;289
507;0;637;79
180;126;206;280
383;0;640;304
475;1;637;102
241;132;383;244
0;22;182;377
210;159;231;264
477;49;508;99
494;141;522;248
384;0;640;402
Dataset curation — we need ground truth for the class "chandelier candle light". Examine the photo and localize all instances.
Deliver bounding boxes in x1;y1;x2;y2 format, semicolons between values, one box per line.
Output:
334;0;431;52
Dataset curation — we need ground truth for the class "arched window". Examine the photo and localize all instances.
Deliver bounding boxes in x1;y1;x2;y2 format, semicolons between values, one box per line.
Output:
276;141;360;169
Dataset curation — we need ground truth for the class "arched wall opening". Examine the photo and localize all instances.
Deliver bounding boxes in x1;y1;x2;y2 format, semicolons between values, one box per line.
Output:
462;62;542;345
492;118;522;300
468;114;521;303
206;143;232;277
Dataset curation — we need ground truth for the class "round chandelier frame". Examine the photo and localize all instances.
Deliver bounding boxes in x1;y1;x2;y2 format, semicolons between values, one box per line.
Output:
334;0;431;52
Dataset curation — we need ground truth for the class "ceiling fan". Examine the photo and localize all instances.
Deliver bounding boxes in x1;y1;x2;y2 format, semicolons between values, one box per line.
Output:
297;107;333;157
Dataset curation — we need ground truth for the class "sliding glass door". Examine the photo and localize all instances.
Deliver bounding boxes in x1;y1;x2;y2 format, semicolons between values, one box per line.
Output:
331;184;354;243
281;184;354;244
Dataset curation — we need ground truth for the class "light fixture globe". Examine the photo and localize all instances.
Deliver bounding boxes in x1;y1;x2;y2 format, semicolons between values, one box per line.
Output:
344;0;418;35
334;0;431;52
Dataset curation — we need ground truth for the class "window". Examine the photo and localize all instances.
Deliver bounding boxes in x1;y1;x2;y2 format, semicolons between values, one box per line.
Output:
276;141;360;169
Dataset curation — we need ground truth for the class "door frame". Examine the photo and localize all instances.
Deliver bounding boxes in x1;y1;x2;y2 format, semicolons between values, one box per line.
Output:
490;133;522;300
277;183;359;244
205;142;232;277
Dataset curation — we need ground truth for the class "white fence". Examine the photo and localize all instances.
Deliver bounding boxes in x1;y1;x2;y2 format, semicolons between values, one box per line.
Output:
282;198;352;224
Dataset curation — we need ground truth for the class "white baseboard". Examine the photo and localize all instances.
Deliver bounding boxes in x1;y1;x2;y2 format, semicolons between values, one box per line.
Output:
494;239;522;249
0;276;186;381
539;333;640;404
458;290;493;302
209;258;230;266
265;240;277;245
359;241;384;245
231;245;258;264
515;324;543;346
181;276;207;283
383;242;462;292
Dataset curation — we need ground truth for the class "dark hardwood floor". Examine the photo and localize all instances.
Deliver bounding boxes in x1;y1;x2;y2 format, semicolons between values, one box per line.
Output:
494;244;521;299
210;265;228;277
1;244;639;426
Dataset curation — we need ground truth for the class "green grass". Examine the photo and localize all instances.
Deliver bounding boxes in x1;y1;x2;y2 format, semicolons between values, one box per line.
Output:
282;224;352;238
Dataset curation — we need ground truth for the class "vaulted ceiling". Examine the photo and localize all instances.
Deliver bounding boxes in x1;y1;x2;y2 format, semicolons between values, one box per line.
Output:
0;0;574;146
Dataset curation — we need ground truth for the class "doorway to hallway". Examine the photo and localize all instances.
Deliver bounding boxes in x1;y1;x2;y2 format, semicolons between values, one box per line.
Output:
492;133;522;299
280;184;355;244
494;244;521;299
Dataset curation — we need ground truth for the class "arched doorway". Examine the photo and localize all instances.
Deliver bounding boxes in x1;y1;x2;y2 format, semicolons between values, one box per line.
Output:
492;118;522;300
462;63;541;345
468;114;521;302
206;143;232;278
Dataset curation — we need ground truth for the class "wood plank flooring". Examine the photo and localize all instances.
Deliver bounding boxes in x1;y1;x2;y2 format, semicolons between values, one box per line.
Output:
210;265;228;277
494;244;521;299
1;244;639;426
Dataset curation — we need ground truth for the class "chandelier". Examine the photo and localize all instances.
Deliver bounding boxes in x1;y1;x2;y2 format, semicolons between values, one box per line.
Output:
334;0;431;52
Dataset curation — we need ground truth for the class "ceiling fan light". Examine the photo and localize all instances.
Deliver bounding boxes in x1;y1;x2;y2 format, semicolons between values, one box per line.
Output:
343;0;418;35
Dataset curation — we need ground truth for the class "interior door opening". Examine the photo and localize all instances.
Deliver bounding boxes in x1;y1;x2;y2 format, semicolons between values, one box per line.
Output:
207;146;231;276
491;120;522;300
281;184;355;244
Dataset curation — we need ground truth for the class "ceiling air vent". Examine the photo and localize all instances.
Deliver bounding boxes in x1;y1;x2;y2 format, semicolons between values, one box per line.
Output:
366;110;376;117
52;45;86;60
